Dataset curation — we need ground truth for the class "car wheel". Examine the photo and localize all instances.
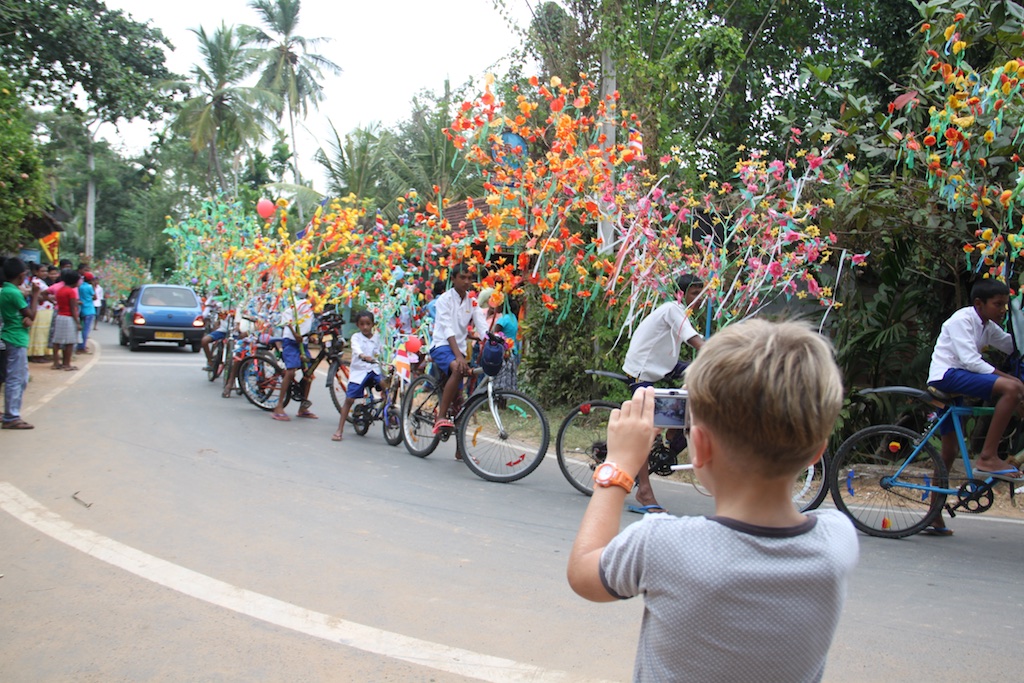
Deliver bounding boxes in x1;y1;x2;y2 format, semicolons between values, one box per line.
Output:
191;341;201;353
129;334;140;351
119;329;128;346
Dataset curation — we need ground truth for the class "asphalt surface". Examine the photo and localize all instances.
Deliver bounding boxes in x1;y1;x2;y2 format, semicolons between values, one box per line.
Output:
1;324;1022;681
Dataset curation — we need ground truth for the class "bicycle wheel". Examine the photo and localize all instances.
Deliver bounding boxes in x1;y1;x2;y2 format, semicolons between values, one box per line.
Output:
239;354;286;411
457;390;550;483
222;345;236;394
556;400;617;495
830;424;947;538
382;389;403;446
328;361;350;414
351;404;371;436
207;340;224;382
401;375;442;457
792;457;830;513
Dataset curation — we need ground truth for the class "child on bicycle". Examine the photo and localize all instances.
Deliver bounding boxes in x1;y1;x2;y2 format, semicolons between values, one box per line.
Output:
333;310;384;441
620;274;705;514
568;319;858;682
271;292;317;421
927;280;1024;497
427;264;488;437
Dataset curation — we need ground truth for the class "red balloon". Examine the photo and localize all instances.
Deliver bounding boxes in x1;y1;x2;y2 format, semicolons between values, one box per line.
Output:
405;336;422;354
256;198;275;219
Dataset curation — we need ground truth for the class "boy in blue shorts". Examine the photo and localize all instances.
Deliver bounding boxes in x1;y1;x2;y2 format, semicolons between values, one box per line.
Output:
333;310;383;441
271;294;317;421
927;280;1024;496
427;264;488;435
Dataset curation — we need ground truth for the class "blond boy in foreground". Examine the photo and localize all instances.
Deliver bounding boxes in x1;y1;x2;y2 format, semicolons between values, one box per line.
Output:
567;319;859;682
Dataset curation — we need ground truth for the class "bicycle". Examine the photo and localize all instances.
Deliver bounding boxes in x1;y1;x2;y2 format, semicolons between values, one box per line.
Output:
555;370;830;512
400;337;550;483
347;364;403;446
238;312;347;412
829;385;1021;538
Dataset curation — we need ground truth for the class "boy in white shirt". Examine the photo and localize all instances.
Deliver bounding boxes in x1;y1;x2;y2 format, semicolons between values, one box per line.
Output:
620;274;705;514
333;310;384;441
428;264;488;434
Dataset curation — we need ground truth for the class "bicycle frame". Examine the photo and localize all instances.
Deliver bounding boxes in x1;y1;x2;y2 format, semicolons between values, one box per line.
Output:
885;402;995;497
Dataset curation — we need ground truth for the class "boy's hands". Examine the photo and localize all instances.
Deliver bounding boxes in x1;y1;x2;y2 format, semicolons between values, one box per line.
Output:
608;387;658;475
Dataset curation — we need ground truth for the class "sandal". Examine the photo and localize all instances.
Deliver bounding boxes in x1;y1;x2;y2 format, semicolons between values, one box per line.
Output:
2;420;34;430
64;366;79;371
51;364;64;370
221;389;233;399
296;411;318;419
331;432;344;442
271;413;291;422
433;418;454;434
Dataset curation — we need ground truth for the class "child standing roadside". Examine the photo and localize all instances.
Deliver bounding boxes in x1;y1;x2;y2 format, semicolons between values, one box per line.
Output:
77;273;96;354
332;310;384;441
51;270;81;371
567;319;858;682
1;258;40;429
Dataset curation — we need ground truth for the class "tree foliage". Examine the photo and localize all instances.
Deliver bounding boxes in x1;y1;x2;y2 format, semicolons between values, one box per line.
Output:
0;0;175;121
0;69;48;252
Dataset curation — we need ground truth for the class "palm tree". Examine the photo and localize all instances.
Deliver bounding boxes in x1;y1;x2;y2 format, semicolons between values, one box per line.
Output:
169;23;280;193
244;0;342;196
316;121;391;206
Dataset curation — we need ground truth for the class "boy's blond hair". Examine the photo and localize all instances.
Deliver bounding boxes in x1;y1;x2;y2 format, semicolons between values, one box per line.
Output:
686;319;843;474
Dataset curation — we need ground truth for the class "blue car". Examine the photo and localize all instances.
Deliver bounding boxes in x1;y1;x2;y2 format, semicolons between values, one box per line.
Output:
119;284;205;352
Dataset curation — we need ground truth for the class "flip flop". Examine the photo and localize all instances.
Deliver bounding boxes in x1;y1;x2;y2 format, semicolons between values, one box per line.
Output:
331;433;344;442
627;504;669;515
296;411;318;419
975;467;1024;482
271;413;291;422
921;525;954;537
1;420;34;430
433;418;454;434
63;366;79;371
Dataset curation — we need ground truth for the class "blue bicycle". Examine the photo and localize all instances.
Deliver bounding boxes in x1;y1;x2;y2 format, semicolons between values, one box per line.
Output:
349;365;403;446
829;386;1021;538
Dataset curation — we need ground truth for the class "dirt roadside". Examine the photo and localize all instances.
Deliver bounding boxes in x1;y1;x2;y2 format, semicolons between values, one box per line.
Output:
14;339;101;424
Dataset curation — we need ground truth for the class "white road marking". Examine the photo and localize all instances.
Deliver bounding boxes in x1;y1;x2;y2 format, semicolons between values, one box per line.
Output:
0;482;604;683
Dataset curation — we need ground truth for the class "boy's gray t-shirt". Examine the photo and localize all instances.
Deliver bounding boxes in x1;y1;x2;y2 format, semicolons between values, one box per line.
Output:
600;509;858;683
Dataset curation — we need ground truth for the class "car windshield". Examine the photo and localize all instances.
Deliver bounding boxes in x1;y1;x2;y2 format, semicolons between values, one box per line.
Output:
140;287;198;308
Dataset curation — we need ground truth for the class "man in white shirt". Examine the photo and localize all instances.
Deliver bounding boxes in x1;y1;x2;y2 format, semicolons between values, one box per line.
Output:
621;275;705;514
428;264;488;434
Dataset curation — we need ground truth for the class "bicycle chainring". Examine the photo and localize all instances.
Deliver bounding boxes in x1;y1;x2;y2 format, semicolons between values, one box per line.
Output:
953;479;994;514
649;439;676;477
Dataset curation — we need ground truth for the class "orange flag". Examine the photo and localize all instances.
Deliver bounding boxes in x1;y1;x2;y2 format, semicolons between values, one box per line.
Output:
39;231;60;263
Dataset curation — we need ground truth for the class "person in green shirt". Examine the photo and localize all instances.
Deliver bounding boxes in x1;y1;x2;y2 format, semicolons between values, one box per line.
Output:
1;257;40;429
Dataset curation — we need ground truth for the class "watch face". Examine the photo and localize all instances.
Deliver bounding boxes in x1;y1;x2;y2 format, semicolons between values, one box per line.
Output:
595;463;614;481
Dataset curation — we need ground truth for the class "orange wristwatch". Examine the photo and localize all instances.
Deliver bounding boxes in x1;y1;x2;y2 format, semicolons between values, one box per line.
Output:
593;462;635;492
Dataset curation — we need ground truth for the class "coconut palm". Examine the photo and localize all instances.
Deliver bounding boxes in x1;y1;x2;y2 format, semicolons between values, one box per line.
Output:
169;23;281;192
244;0;342;194
316;122;391;206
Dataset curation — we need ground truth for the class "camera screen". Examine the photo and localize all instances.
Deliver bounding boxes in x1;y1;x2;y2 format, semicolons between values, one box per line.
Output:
653;396;687;429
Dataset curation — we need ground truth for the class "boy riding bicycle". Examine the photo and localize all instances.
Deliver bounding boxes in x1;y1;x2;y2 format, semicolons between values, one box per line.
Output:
427;264;488;438
620;274;704;514
926;280;1024;533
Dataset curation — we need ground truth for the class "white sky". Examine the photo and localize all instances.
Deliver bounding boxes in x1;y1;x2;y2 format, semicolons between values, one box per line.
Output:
99;0;536;191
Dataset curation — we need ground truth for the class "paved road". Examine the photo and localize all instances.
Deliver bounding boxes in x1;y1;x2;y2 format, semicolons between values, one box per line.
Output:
1;325;1021;681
